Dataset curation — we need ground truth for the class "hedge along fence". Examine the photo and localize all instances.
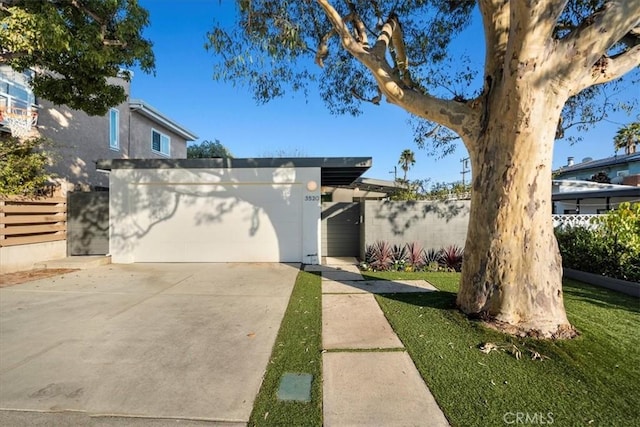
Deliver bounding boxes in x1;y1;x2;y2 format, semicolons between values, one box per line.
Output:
555;202;640;283
0;195;67;247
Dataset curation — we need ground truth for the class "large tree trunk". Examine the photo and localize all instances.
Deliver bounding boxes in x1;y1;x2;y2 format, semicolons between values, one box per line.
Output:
457;83;576;339
312;0;639;340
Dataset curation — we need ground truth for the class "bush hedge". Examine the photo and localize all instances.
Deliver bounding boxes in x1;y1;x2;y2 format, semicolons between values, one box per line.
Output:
0;136;52;196
555;202;640;282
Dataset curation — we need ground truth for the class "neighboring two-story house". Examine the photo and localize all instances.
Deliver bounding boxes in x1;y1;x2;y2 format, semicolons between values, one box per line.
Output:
1;65;198;190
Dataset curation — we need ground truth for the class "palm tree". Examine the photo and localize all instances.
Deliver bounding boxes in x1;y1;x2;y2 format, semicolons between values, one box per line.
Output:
398;149;416;182
613;122;640;155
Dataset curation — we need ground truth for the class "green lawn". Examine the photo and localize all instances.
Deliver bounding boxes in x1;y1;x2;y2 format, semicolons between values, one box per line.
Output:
365;271;640;427
248;270;323;427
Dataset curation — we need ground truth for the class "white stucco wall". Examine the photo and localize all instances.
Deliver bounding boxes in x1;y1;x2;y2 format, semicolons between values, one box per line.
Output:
109;166;321;264
0;241;67;274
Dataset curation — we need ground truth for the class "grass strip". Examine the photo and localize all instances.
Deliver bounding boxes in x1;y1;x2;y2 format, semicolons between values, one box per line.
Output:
372;271;640;426
248;270;322;426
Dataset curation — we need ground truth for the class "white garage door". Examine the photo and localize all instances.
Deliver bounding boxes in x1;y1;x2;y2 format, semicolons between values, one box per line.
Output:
128;183;302;262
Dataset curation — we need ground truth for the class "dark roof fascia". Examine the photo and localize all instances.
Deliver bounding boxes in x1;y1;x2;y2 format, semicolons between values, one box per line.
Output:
332;177;406;194
96;157;373;186
552;187;640;201
554;153;640;175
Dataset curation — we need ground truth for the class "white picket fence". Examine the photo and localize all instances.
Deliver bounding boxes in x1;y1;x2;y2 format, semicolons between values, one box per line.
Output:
552;214;601;229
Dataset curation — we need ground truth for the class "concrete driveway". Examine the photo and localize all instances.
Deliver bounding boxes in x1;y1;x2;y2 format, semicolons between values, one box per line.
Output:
0;263;299;426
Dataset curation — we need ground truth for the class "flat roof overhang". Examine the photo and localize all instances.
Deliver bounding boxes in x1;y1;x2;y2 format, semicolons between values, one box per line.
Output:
96;157;372;187
552;187;640;200
331;177;407;194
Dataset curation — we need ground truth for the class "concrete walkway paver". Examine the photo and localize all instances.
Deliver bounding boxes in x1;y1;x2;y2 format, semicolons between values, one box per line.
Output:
320;262;450;427
323;279;439;294
323;352;450;427
320;270;364;282
322;294;403;349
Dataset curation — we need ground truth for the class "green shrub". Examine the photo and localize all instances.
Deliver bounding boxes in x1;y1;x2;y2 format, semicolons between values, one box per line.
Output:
0;136;53;196
556;203;640;282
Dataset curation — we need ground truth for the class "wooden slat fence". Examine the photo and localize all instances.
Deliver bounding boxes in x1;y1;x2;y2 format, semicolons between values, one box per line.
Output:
0;196;67;247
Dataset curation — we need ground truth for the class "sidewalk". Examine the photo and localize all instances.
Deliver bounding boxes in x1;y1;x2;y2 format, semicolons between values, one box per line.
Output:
307;258;450;426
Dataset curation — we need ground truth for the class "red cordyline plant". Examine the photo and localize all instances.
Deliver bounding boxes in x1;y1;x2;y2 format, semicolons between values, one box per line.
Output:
369;240;394;271
440;245;464;272
405;242;425;270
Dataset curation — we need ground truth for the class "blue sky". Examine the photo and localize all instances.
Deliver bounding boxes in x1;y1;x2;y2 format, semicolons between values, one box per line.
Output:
131;0;638;185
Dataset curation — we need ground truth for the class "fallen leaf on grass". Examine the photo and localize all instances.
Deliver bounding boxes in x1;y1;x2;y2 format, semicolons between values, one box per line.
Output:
479;342;547;361
530;350;550;361
479;342;498;354
508;344;522;360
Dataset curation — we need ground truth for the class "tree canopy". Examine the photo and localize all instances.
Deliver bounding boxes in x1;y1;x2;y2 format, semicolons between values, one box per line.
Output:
207;1;639;152
398;149;415;182
613;121;640;154
0;0;155;115
187;139;233;159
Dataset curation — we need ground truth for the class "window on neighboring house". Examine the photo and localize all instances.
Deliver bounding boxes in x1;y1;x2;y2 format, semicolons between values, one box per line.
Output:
109;108;119;150
151;129;170;156
1;70;36;130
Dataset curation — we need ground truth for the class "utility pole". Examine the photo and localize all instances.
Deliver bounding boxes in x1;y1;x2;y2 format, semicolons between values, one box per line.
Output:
460;157;470;186
389;166;397;181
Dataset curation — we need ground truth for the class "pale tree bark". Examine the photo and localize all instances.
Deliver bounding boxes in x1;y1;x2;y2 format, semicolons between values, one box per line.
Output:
457;1;638;338
458;82;573;337
315;0;640;338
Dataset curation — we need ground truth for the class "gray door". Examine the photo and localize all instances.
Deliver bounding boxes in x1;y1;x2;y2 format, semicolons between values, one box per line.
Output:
321;202;360;257
67;191;109;255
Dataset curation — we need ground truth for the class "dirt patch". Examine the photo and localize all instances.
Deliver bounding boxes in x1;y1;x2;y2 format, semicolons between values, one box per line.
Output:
0;269;79;288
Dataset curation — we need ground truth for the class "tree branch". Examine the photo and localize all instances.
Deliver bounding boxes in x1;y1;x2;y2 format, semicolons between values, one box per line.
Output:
478;0;509;78
345;1;368;46
69;0;105;26
315;0;480;140
387;13;417;89
506;0;570;87
69;0;126;47
510;0;568;47
350;86;381;105
574;45;640;94
621;26;640;49
0;51;28;63
315;0;365;55
103;39;127;47
0;3;13;14
315;29;334;67
559;1;640;85
371;14;393;57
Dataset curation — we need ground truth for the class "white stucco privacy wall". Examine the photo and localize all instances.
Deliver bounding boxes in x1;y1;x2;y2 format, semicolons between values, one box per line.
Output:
109;166;321;264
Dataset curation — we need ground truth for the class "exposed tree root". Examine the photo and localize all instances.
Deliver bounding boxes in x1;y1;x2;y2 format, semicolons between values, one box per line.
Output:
480;318;579;340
